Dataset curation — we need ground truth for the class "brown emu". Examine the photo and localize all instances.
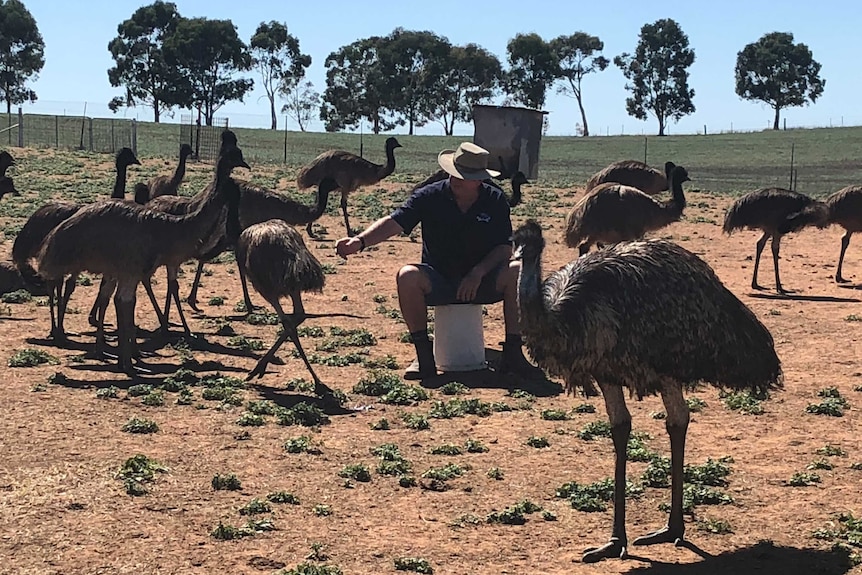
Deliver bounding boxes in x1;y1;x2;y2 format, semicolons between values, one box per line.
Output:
140;143;194;202
564;164;690;255
183;177;339;315
237;219;333;399
296;136;402;236
824;185;862;283
12;147;142;340
585;160;674;195
722;188;828;293
512;220;782;564
35;146;249;373
409;169;529;207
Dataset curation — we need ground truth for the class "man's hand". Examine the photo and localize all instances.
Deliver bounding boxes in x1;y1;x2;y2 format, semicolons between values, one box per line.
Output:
456;269;484;302
336;236;363;259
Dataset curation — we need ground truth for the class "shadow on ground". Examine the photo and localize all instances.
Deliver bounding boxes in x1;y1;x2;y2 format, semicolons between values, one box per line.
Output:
622;540;855;575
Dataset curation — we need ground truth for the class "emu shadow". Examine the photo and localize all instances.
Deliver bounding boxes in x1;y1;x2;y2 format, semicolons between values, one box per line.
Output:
420;347;564;398
624;540;854;575
249;382;356;416
747;292;860;303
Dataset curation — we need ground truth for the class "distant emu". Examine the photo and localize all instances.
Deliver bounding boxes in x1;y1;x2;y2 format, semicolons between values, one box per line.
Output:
564;164;690;255
296;136;402;236
585;160;674;195
824;185;862;283
723;188;828;293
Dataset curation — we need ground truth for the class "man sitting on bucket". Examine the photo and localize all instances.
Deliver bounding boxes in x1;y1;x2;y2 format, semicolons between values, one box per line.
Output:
336;142;540;381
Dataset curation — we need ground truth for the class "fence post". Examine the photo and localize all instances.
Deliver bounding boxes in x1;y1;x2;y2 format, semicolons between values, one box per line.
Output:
88;118;94;151
283;114;288;164
54;115;59;148
17;107;23;147
131;119;137;155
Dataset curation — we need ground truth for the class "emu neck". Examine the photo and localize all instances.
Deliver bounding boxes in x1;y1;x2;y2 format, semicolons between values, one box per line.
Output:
112;164;129;199
378;144;397;179
664;175;686;217
310;187;331;220
171;152;189;187
516;252;547;330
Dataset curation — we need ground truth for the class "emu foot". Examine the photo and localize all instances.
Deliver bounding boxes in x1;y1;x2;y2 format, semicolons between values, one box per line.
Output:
186;298;201;313
246;359;270;381
583;538;627;563
50;328;69;344
751;282;766;291
836;275;850;284
633;524;685;547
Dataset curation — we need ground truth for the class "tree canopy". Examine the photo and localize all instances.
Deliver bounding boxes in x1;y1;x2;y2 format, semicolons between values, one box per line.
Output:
735;32;825;130
163;17;254;126
503;33;558;109
250;21;310;130
107;0;181;122
550;32;608;136
0;0;44;115
430;43;501;136
614;18;695;136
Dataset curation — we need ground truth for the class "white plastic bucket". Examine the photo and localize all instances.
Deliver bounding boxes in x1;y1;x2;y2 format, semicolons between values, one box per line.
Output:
433;304;486;372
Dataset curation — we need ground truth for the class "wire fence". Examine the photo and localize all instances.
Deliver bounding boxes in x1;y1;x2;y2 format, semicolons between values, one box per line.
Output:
178;114;229;162
0;110;134;154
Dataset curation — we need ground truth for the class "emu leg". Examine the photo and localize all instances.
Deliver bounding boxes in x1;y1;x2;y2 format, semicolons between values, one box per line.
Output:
751;232;769;290
93;277;118;358
114;284;135;375
88;277;111;327
306;221;318;239
771;234;786;294
167;275;191;336
47;281;59;339
634;382;689;546
142;277;167;332
186;260;206;312
341;192;353;237
836;231;852;283
583;383;631;563
236;257;256;314
54;274;77;341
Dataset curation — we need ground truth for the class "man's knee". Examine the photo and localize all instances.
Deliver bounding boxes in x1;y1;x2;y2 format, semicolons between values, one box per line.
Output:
397;265;430;293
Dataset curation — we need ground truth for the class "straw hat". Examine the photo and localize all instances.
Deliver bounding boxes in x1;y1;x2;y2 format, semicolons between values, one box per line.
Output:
437;142;501;180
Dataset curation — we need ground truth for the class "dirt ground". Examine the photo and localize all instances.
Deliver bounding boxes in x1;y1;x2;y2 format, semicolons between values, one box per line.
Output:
1;176;861;575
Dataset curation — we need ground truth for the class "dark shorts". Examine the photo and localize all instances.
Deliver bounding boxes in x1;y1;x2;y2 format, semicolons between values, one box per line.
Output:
417;262;507;306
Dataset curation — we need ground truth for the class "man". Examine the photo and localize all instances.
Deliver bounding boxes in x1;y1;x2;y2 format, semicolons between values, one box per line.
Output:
336;142;539;381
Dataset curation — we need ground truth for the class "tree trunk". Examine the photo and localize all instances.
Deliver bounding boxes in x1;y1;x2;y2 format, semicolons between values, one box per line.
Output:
153;101;160;124
576;94;589;137
657;115;666;137
5;98;10;116
773;106;781;130
269;95;277;130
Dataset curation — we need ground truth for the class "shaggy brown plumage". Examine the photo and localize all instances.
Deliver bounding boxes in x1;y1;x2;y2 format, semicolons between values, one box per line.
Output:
564;164;690;255
723;187;828;293
585;160;674;195
237;219;330;394
0;260;48;296
12;147;141;339
141;144;194;202
36;146;249;373
513;219;782;564
172;177;338;319
410;169;529;207
824;185;862;283
296;136;401;236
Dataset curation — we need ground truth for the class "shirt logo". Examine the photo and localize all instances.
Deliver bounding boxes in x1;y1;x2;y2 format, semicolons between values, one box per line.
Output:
476;213;491;223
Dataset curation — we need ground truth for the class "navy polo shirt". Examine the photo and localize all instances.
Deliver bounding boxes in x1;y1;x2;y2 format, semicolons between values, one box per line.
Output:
391;178;513;280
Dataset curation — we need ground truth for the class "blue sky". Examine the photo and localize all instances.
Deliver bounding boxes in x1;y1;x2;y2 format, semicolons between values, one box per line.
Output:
19;0;861;136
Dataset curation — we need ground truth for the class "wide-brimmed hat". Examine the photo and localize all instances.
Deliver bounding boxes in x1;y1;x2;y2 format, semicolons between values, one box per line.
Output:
438;142;501;180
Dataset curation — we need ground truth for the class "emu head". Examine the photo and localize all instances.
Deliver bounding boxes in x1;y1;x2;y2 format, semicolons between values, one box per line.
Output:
180;143;194;158
671;165;691;186
511;171;529;186
512;219;545;262
116;147;141;168
385;136;403;150
220;129;238;151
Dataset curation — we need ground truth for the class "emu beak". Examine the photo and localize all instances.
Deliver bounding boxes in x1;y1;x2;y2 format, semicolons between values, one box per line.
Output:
239;160;251;170
511;245;524;261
